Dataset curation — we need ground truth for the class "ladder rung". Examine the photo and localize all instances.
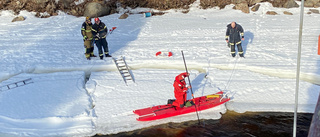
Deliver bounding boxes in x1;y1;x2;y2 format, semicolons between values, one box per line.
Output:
119;67;127;69
118;65;126;67
124;75;131;77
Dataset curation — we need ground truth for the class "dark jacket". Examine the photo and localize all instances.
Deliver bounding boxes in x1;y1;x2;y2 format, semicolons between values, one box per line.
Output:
92;22;108;40
225;23;244;44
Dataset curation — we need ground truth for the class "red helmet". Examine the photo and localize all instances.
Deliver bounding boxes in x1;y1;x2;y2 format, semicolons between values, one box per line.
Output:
177;75;185;82
94;17;100;22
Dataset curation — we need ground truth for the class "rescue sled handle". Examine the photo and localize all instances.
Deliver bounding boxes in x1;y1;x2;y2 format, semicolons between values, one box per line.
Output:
206;94;221;98
181;50;200;125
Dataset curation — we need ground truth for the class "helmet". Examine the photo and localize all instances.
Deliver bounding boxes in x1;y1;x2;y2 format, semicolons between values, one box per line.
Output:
176;75;185;82
94;17;100;22
86;16;91;21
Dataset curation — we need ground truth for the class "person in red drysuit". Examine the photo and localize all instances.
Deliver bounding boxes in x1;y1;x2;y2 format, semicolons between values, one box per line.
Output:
172;72;191;108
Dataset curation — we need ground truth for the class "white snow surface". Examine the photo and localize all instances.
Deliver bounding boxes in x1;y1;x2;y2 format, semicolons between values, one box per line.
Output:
1;1;320;136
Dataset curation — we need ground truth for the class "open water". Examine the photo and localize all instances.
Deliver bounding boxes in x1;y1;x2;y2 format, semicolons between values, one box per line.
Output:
94;111;313;137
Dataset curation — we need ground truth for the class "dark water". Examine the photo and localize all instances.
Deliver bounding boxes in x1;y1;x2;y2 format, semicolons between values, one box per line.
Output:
94;111;313;137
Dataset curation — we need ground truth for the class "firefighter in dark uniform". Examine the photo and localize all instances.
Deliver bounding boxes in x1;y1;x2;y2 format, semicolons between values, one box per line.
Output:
81;17;96;60
92;17;112;60
225;22;245;57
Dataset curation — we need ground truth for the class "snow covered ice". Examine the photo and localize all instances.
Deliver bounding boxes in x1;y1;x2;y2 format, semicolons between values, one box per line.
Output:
0;1;320;136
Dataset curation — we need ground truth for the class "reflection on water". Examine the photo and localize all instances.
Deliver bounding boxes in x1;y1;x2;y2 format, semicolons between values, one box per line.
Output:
94;111;313;137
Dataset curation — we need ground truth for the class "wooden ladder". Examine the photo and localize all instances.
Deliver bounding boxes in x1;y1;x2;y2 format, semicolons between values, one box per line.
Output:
113;57;134;85
0;78;33;92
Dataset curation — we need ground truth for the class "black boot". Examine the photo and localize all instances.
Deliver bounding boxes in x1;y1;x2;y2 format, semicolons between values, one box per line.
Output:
105;54;112;57
90;54;97;57
167;99;175;105
100;56;103;60
87;57;91;60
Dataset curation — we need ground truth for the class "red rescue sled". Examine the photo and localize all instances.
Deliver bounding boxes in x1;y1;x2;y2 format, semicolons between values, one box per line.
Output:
133;91;230;121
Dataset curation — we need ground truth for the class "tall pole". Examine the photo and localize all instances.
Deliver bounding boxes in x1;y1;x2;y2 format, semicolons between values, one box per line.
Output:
294;0;304;137
181;50;201;125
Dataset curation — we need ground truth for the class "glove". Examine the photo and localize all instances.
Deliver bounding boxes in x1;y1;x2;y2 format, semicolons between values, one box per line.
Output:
83;36;88;40
96;33;100;39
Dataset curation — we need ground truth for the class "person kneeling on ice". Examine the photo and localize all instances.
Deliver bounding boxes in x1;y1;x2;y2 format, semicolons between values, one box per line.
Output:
171;72;194;108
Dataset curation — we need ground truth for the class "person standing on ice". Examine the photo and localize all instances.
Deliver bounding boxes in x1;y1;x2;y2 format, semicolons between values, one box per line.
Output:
225;21;245;57
81;17;96;60
172;72;192;108
92;17;112;60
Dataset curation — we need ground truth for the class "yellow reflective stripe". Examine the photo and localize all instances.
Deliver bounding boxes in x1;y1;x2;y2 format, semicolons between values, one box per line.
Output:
229;42;241;45
92;28;97;32
103;26;106;29
225;36;229;39
231;51;236;53
240;32;244;36
104;52;109;54
99;54;104;56
84;38;93;40
238;51;243;54
85;30;91;32
81;28;85;30
102;35;106;38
